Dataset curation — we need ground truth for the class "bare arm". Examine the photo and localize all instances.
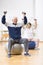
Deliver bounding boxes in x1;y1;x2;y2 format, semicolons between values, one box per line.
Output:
34;21;37;29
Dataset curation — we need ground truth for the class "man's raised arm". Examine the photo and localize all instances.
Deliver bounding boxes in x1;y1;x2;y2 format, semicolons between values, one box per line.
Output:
1;11;7;24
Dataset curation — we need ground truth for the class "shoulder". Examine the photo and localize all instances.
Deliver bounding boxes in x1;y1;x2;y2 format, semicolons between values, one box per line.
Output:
17;23;23;27
6;23;22;28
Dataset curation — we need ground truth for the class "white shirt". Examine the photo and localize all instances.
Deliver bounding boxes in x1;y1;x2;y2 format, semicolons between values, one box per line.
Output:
21;27;33;39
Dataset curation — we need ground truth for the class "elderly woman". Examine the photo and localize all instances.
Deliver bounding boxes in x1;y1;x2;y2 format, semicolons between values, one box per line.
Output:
21;21;39;49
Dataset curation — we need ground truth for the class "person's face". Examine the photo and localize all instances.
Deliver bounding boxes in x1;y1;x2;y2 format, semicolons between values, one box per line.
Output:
12;17;18;24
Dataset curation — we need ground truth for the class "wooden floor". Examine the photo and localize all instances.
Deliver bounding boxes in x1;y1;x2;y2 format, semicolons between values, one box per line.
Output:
0;42;43;65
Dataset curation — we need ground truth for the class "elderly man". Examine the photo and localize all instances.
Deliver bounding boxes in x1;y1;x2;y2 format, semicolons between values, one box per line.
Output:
1;11;30;58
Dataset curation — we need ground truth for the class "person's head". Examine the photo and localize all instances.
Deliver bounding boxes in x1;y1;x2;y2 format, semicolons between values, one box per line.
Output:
26;22;32;28
22;12;26;16
12;17;18;24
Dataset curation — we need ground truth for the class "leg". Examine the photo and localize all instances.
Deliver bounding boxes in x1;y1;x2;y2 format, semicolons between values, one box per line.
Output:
20;38;30;56
8;38;15;57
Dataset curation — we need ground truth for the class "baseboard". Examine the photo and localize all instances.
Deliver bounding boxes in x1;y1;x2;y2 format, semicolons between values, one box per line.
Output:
40;41;43;43
0;40;8;42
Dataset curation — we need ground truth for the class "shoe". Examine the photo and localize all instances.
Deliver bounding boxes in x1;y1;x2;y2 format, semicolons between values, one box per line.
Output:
24;53;31;56
8;54;11;58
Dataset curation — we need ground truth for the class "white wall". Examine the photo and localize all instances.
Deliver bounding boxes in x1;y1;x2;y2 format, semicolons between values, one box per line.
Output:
0;0;34;39
0;0;34;24
0;0;43;41
35;0;43;41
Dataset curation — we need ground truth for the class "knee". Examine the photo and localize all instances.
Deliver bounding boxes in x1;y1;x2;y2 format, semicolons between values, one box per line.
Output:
8;38;13;42
24;39;28;43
